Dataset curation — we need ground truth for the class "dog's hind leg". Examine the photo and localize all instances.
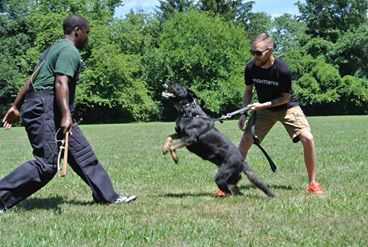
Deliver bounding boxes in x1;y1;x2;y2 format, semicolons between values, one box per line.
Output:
214;165;242;196
214;173;231;195
242;162;275;197
227;173;243;196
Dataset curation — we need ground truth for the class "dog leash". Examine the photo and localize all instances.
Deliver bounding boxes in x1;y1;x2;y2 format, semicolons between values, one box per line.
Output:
219;107;278;173
182;102;277;172
218;105;251;121
249;112;277;172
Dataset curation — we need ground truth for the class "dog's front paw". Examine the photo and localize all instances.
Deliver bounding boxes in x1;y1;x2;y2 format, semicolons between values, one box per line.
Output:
162;137;173;155
162;145;169;155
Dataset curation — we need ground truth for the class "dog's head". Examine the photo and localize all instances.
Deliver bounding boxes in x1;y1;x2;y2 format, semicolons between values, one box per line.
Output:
162;83;197;108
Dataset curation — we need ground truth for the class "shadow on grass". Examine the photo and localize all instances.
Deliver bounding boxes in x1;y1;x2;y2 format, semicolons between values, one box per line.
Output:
239;184;294;191
17;196;94;213
159;192;214;198
159;184;294;198
158;192;271;199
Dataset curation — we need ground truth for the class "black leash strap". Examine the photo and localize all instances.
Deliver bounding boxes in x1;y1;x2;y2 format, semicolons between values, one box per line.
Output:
252;135;278;172
220;107;278;173
250;111;277;173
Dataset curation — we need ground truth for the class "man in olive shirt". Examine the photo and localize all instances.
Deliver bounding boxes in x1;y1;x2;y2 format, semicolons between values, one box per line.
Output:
0;15;135;214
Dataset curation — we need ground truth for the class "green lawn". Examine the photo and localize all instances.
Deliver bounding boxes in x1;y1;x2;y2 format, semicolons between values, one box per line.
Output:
0;116;367;247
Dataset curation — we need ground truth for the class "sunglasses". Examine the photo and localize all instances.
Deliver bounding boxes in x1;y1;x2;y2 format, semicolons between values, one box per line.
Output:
250;48;270;56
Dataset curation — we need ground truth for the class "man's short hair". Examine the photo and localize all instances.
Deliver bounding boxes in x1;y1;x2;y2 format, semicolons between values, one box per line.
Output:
253;32;275;49
63;15;89;35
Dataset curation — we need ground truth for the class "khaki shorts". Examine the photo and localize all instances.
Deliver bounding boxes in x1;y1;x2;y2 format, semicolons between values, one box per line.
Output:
244;105;310;143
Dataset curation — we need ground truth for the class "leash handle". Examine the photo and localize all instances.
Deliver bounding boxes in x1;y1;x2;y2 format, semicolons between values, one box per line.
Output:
220;105;251;120
59;131;69;177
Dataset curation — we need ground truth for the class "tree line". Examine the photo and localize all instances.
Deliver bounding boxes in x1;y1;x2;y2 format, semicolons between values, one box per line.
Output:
0;0;367;123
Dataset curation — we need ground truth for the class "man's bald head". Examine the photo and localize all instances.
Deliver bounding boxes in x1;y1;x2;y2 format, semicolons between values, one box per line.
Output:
252;33;274;50
63;15;89;35
250;33;275;67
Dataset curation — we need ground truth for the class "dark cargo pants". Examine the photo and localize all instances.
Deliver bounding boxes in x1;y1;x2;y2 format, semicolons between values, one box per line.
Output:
0;90;119;210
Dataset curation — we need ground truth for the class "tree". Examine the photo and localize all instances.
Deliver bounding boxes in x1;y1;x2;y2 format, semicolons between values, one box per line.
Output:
0;0;159;121
271;14;307;55
144;10;250;116
303;37;334;59
111;13;160;55
244;12;272;41
293;59;341;105
330;23;368;77
282;50;343;107
77;14;159;121
157;0;195;21
198;0;241;20
338;75;368;114
0;0;37;113
233;0;254;25
297;0;368;42
0;1;5;13
79;43;157;121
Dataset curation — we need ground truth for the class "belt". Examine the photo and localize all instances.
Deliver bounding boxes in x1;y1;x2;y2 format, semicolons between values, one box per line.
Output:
26;88;54;98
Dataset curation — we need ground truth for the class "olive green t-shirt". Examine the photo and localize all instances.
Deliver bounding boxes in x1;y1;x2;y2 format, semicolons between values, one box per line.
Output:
32;39;81;90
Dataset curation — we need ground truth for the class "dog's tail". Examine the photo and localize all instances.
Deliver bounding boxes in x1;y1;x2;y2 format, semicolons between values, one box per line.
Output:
242;162;275;197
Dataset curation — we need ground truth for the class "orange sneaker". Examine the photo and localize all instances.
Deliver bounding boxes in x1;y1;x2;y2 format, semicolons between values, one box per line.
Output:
306;182;324;194
214;189;230;198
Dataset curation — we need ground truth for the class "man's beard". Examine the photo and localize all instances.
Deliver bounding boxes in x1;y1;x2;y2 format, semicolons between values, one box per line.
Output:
255;58;269;67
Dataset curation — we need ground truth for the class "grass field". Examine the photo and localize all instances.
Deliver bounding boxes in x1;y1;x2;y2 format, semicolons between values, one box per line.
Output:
0;116;367;247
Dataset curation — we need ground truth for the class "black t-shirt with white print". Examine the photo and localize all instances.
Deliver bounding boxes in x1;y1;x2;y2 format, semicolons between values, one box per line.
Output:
244;58;298;111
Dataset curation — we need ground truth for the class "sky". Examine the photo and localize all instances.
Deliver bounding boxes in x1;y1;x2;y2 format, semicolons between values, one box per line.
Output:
115;0;304;18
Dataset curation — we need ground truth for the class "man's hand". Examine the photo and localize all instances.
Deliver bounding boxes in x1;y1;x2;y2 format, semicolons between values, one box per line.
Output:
247;102;271;113
60;113;73;134
2;106;20;129
55;75;72;134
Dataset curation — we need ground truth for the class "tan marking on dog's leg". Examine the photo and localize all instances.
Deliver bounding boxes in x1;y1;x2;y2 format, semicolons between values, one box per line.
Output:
169;148;178;163
168;138;188;163
162;136;173;155
171;139;188;150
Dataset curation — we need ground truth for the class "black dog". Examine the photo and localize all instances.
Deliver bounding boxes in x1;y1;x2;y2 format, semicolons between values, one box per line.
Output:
161;83;274;197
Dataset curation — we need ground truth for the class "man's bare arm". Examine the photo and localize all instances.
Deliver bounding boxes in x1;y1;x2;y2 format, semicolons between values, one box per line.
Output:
14;79;32;109
243;84;254;107
55;75;73;133
2;79;32;128
249;92;291;112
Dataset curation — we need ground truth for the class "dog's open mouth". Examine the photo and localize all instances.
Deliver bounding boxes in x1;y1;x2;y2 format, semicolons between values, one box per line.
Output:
162;91;175;99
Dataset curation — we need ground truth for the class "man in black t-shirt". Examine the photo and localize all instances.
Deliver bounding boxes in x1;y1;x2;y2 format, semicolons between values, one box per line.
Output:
238;33;324;194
